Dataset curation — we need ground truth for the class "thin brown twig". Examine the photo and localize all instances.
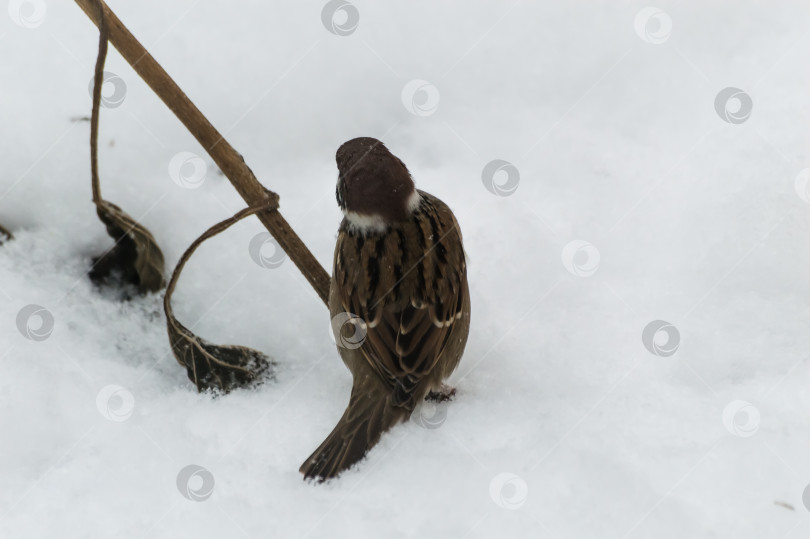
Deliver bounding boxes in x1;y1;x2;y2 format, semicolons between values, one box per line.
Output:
163;194;280;391
89;0;106;203
163;194;280;322
74;0;330;305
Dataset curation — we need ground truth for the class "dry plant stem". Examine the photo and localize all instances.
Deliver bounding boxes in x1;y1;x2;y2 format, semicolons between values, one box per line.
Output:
0;223;12;241
88;0;166;293
164;195;279;321
89;0;106;203
75;0;330;305
164;196;278;391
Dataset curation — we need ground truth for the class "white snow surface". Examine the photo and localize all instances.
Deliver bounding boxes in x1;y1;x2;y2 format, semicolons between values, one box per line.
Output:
2;1;810;537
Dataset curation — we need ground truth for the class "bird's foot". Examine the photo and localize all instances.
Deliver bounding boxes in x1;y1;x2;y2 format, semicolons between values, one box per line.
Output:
426;384;456;402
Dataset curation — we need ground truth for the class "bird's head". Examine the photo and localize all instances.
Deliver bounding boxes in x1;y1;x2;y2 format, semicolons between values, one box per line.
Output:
335;137;422;232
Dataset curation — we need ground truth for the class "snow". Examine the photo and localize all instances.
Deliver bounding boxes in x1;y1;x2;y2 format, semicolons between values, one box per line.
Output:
2;0;810;537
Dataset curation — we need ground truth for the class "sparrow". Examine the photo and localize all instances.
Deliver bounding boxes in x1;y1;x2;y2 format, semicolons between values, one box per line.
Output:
300;137;471;481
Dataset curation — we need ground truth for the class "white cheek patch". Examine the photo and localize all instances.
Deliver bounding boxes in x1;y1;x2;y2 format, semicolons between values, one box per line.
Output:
406;190;422;212
344;211;388;233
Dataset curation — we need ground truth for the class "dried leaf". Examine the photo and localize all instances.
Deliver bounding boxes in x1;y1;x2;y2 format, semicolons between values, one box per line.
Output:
0;223;12;244
87;0;165;295
164;197;279;392
89;200;165;293
168;318;272;392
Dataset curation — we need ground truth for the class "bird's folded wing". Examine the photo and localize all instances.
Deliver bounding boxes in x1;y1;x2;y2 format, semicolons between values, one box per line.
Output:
341;252;466;407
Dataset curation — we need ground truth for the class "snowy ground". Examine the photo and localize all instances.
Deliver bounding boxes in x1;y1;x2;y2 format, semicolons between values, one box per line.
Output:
2;0;810;537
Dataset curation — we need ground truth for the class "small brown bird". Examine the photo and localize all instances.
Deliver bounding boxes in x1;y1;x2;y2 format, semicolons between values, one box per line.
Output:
300;137;471;481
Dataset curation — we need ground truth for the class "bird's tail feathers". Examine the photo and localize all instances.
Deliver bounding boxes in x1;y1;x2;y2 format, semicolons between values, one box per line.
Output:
300;375;410;481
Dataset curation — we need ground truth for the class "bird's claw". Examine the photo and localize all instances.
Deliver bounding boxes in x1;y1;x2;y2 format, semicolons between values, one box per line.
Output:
425;384;456;402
